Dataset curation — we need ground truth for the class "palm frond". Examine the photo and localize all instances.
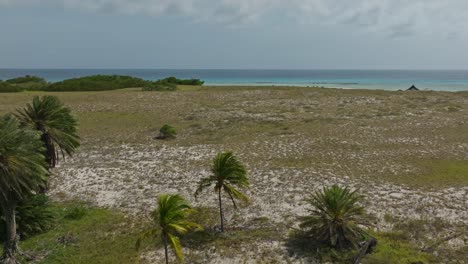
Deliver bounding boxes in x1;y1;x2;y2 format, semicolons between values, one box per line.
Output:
0;115;48;204
194;176;216;198
223;184;249;208
139;194;202;263
300;185;368;249
15;96;80;168
135;228;158;250
167;233;184;263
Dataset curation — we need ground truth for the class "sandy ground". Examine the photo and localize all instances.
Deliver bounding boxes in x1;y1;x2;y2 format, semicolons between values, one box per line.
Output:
4;86;464;263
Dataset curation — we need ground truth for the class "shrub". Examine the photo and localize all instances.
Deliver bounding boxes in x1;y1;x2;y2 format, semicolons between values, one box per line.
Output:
142;81;177;91
46;75;148;91
6;75;46;84
63;204;88;220
159;76;204;86
157;124;177;139
0;81;23;92
299;185;370;250
0;194;55;240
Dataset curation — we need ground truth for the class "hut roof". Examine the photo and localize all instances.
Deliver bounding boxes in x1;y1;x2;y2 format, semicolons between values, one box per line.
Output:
407;85;419;91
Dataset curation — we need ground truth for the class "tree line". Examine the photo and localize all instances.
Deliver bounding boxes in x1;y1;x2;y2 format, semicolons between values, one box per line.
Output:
0;75;204;93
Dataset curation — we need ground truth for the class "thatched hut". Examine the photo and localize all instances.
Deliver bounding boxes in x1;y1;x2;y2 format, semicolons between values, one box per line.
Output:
407;85;419;91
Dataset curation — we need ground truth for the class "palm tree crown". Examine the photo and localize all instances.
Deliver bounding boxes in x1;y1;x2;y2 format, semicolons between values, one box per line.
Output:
0;116;48;201
0;115;48;263
15;96;80;168
195;152;250;232
137;194;201;264
299;185;368;249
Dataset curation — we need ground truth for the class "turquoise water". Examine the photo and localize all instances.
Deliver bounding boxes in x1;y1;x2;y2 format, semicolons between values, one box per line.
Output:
1;69;467;91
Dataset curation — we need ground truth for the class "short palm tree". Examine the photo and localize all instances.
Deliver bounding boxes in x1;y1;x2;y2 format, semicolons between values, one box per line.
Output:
15;96;80;169
195;152;249;232
136;194;201;264
0;116;48;263
299;185;369;250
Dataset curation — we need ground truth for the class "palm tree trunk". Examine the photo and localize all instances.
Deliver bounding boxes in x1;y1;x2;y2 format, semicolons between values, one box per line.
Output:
1;203;19;264
162;233;169;264
218;188;224;232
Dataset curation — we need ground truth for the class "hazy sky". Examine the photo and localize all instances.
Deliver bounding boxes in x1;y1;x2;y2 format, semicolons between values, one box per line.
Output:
1;0;468;69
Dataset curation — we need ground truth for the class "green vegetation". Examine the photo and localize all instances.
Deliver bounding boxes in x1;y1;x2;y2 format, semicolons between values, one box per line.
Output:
0;194;54;241
5;76;46;85
63;204;88;220
0;75;203;93
46;75;148;91
142;76;203;91
157;124;177;139
0;81;22;93
406;159;468;188
159;76;204;86
195;152;250;232
287;229;434;264
16;96;80;169
299;185;370;249
361;231;435;264
0;76;48;93
16;202;144;264
136;194;202;264
143;81;177;91
0;116;48;263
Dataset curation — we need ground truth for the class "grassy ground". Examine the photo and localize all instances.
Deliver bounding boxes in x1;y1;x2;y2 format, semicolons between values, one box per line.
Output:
17;202;146;264
10;203;438;264
0;86;467;263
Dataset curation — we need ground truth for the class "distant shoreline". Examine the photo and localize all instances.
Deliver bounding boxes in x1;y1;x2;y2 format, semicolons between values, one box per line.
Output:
2;69;468;92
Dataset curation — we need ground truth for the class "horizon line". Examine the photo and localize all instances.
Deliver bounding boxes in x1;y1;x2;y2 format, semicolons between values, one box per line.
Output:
1;68;468;71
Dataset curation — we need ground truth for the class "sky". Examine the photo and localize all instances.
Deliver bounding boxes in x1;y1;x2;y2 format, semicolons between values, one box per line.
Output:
1;0;468;69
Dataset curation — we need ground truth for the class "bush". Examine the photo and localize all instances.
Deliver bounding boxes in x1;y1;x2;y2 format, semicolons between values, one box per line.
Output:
46;75;148;91
142;81;177;91
63;204;88;220
157;124;177;139
159;76;204;86
6;75;46;84
0;81;23;92
299;185;370;249
0;194;55;240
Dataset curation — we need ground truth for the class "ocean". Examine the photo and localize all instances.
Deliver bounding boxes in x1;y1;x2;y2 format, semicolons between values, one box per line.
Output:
1;69;468;91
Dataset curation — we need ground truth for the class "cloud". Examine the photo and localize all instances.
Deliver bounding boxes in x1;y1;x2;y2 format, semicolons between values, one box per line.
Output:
2;0;468;37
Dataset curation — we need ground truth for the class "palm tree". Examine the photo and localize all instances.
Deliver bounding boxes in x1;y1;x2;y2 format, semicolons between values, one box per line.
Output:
195;152;249;232
136;194;201;264
0;116;48;263
299;185;369;250
15;96;80;169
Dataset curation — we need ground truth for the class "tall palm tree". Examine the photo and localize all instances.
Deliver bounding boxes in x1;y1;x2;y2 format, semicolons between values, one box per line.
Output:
15;96;80;169
299;185;369;250
195;152;250;232
136;194;201;264
0;116;48;263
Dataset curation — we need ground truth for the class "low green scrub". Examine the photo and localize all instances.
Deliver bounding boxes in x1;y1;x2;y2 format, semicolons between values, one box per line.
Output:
6;75;46;84
157;124;177;139
402;159;468;188
63;204;88;220
1;75;204;92
142;81;177;91
287;229;434;264
16;202;146;263
0;81;23;92
160;76;204;86
46;75;149;91
0;194;54;240
362;231;435;264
